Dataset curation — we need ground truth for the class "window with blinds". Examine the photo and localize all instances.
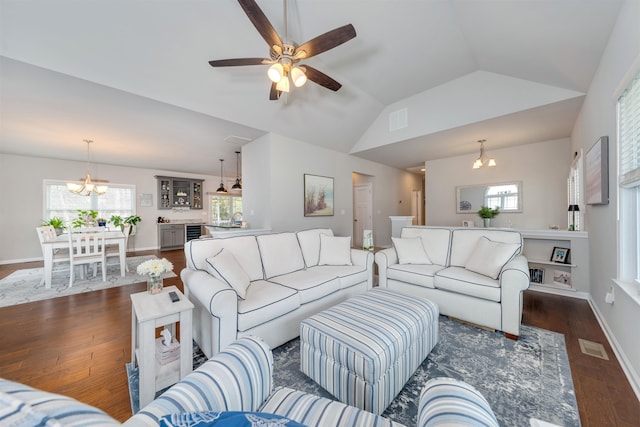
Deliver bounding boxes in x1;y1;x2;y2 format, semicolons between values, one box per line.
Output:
619;71;640;187
618;69;640;283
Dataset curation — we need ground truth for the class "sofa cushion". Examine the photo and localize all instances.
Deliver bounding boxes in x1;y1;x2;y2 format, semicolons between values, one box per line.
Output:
434;266;501;302
269;269;340;304
464;236;521;279
319;234;352;266
392;237;432;264
185;236;264;281
206;249;251;299
260;387;399;427
388;264;444;288
401;227;452;266
312;265;369;289
237;281;300;331
257;233;305;279
297;228;334;267
449;229;522;267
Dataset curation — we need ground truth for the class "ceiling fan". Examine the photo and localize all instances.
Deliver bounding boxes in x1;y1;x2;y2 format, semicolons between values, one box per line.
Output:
208;0;356;100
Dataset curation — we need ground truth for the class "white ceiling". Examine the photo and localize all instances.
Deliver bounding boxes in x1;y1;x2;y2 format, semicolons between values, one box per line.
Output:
0;0;623;175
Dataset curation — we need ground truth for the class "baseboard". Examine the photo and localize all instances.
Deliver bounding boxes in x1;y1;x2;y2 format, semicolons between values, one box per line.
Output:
0;246;159;266
587;296;640;402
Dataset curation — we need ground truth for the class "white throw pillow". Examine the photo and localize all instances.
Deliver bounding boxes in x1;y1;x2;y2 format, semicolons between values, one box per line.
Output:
206;249;251;299
392;237;432;265
465;236;521;279
318;234;353;266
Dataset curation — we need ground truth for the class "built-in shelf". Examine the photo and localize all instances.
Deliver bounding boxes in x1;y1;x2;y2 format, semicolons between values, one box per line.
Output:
518;229;589;293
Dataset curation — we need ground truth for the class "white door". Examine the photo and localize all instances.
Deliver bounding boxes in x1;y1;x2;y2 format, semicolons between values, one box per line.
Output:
353;184;373;247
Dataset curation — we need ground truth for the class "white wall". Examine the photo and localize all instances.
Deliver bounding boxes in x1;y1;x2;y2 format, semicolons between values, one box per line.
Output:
242;133;423;247
425;138;572;229
0;153;217;263
571;0;640;394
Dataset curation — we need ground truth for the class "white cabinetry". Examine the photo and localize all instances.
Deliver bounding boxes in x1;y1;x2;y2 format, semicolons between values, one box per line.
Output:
519;229;589;295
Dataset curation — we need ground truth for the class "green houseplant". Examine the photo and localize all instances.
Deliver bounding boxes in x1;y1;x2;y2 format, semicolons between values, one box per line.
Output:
42;217;65;235
71;209;99;228
109;214;142;235
477;206;499;227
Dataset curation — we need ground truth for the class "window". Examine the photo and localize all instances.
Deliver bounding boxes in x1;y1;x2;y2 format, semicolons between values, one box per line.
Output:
44;180;136;226
210;194;242;225
567;151;583;231
485;184;519;210
618;69;640;284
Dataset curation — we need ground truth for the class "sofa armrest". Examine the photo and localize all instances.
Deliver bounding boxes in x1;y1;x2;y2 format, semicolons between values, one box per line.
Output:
418;377;499;427
350;248;373;268
499;255;530;337
127;336;273;427
181;268;239;356
374;248;397;288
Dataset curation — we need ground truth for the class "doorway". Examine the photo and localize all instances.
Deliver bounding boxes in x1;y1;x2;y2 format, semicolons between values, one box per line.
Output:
353;175;373;248
411;189;424;225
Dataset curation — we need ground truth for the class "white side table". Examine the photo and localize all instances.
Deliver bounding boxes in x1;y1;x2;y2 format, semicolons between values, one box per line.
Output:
131;285;194;409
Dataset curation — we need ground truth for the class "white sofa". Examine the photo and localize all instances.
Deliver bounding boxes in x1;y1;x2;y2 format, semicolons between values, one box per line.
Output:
375;226;530;339
182;228;374;357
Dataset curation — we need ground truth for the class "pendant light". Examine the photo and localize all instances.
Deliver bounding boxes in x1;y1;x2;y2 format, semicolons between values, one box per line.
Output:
232;151;242;190
472;139;496;169
216;159;227;193
67;139;109;196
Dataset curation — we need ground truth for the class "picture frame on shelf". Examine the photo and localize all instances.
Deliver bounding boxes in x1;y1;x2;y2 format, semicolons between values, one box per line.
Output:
462;220;475;227
553;270;572;286
550;247;571;264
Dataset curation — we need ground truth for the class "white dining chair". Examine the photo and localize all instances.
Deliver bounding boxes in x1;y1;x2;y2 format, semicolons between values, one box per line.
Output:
36;226;70;285
106;224;131;272
68;229;107;287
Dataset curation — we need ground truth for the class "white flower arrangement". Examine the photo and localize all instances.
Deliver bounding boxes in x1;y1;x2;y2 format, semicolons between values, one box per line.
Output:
137;258;173;277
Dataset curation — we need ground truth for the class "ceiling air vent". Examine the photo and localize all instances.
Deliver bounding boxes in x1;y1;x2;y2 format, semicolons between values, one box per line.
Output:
389;108;408;132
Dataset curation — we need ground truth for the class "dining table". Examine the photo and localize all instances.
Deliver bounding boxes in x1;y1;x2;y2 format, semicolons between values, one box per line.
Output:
41;230;126;288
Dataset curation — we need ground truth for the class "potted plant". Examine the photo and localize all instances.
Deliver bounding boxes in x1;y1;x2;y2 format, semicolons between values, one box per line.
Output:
96;217;107;227
71;209;99;228
42;217;65;235
477;206;499;228
109;214;142;235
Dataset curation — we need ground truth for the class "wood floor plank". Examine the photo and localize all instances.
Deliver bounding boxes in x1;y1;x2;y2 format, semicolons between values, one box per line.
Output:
1;250;638;425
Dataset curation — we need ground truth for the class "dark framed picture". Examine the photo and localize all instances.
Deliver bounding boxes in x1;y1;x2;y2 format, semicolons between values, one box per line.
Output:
304;174;334;217
550;247;570;264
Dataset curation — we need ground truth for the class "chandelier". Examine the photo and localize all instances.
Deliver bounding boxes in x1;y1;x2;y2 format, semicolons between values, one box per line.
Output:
216;159;228;193
472;139;496;169
67;139;108;196
232;151;242;190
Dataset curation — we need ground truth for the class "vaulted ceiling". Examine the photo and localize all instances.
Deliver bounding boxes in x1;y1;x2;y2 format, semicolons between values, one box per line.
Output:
0;0;623;175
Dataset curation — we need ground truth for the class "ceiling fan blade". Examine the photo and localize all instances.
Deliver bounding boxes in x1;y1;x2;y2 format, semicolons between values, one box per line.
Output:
304;66;342;92
209;58;269;67
238;0;283;49
295;24;356;59
269;82;281;100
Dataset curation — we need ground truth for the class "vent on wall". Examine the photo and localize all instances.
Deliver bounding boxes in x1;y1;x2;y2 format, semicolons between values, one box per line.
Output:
389;108;408;131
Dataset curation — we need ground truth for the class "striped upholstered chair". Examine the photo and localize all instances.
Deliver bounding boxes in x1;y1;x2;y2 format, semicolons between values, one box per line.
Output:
1;336;499;426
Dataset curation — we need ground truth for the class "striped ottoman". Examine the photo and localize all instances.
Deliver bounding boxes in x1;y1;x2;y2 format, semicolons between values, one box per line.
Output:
300;288;439;415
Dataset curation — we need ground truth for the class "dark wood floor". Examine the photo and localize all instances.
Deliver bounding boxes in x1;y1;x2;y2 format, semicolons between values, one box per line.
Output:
1;249;639;425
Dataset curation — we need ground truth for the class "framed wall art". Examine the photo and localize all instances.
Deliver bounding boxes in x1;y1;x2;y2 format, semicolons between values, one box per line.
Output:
304;174;334;217
585;136;609;205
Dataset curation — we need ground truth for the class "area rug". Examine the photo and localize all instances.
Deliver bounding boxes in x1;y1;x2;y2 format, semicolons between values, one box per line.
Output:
0;255;177;308
126;316;580;426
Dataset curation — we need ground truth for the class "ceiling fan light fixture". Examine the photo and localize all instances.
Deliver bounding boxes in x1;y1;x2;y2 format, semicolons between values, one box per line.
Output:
267;63;283;83
276;74;290;92
291;66;307;87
